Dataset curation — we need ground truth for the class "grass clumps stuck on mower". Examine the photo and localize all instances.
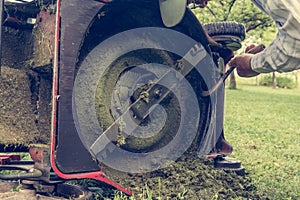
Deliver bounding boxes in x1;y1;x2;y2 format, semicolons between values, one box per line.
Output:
0;67;48;146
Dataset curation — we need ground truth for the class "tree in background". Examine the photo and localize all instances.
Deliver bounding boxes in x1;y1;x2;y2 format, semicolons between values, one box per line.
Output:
191;0;277;89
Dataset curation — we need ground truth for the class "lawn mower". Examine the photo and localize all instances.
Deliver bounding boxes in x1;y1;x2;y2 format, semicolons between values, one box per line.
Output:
0;0;246;198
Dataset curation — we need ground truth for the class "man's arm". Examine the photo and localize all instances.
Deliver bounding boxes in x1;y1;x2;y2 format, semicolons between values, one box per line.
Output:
251;35;300;74
230;0;300;77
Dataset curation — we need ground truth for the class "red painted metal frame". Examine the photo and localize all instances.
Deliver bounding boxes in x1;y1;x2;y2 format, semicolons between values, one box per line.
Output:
50;0;132;195
0;155;21;165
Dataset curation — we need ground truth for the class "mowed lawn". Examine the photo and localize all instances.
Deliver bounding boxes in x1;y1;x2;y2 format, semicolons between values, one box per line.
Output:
224;85;300;199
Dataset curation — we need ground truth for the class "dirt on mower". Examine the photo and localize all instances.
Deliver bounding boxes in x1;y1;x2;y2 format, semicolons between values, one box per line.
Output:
0;19;53;147
0;66;43;145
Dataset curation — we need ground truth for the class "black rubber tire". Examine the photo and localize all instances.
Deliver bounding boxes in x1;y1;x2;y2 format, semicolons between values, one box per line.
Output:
203;21;246;50
203;21;245;40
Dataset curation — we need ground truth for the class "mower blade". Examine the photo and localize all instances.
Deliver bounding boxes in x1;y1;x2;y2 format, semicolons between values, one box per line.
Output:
90;43;208;156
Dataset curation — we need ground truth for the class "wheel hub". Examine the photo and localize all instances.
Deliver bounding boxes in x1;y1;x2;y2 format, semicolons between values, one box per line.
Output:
109;64;175;151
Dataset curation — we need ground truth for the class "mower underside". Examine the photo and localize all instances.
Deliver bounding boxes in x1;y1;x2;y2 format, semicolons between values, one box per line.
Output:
0;0;246;197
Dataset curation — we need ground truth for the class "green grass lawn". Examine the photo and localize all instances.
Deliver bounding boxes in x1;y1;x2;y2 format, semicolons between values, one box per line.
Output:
224;85;300;199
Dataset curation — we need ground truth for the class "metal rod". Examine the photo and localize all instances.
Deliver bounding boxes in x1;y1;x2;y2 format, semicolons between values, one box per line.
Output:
201;44;266;96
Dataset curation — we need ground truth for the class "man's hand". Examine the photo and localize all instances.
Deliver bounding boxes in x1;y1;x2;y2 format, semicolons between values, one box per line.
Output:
228;54;259;77
228;44;265;77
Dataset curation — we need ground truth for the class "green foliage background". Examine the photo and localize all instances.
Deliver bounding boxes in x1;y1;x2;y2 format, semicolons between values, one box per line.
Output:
260;75;296;89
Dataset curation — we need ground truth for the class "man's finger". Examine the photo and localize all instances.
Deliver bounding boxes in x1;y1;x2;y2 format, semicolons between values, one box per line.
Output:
245;44;256;53
228;57;237;67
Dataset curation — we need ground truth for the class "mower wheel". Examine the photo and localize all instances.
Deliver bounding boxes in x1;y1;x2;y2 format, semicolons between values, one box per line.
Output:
203;21;246;51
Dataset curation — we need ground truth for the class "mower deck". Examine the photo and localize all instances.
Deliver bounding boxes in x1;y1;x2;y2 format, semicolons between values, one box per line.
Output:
0;0;247;197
